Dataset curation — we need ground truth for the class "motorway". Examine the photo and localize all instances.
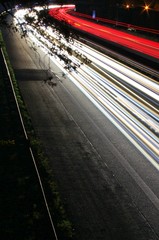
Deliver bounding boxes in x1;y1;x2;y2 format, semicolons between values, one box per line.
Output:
2;9;159;240
17;15;158;166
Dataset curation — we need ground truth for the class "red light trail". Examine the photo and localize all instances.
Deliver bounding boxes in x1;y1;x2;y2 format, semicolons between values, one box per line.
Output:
49;6;159;60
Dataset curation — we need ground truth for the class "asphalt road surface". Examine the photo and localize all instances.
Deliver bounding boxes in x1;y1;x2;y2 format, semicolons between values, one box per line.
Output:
2;28;159;240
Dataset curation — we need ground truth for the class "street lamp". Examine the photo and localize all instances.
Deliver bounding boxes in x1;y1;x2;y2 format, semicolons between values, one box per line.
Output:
144;5;149;11
143;3;150;13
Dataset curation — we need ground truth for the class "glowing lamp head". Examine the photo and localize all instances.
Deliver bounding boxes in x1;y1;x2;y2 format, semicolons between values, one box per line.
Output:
144;5;149;11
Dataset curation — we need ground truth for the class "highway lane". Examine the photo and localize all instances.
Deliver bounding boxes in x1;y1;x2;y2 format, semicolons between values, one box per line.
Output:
20;21;158;165
2;13;159;239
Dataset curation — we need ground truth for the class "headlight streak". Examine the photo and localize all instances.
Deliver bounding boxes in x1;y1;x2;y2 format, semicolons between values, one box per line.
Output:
76;67;158;152
14;8;159;169
75;43;159;100
90;66;157;118
79;66;159;136
83;65;158;120
86;66;159;132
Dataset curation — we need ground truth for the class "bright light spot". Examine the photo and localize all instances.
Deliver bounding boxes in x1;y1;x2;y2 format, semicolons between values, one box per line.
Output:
144;5;149;11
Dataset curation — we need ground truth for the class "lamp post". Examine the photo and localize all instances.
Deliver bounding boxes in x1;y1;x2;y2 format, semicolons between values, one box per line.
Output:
142;3;151;28
115;3;119;26
124;3;134;29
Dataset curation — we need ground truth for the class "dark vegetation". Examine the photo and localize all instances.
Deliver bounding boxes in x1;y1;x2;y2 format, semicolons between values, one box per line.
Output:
0;32;73;239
